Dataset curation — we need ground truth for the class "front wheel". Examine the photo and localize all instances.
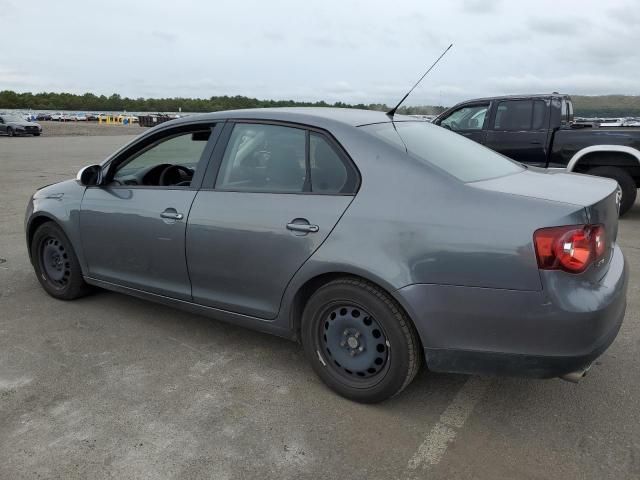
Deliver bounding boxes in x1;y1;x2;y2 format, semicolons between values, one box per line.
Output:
30;222;90;300
587;166;637;216
301;277;422;403
7;127;14;137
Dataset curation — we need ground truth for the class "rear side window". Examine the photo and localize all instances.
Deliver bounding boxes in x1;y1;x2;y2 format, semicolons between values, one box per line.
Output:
215;123;358;194
309;133;357;194
216;124;306;193
494;100;547;131
362;121;523;183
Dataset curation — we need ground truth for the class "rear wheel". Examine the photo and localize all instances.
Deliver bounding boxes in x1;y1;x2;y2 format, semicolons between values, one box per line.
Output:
7;127;14;137
301;277;422;403
587;166;637;216
30;222;90;300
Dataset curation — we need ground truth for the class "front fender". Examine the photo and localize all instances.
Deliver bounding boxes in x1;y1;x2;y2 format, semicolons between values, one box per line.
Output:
25;180;87;273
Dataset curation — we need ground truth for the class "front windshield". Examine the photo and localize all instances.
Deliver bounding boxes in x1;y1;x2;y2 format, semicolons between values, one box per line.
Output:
361;121;523;182
1;115;25;122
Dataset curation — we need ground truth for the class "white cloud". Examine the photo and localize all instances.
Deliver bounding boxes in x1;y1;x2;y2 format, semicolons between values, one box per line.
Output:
0;0;638;106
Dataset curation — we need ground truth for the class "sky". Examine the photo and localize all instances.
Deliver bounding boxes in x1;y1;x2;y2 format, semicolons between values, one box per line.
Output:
1;0;639;107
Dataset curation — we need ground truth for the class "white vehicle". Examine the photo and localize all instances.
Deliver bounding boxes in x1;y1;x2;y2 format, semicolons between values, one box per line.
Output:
51;112;64;121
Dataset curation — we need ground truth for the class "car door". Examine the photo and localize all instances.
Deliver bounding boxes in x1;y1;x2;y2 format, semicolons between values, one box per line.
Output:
484;99;550;167
79;123;218;300
0;117;6;134
436;103;489;144
186;121;358;319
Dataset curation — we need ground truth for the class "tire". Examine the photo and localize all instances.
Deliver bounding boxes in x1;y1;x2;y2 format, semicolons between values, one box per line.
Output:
587;166;637;216
301;277;422;403
30;222;90;300
7;127;14;137
33;133;40;136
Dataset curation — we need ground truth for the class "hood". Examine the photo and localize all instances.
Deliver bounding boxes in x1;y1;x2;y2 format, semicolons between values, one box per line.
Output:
470;169;618;207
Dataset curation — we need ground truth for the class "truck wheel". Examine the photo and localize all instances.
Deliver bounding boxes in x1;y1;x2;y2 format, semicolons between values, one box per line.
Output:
301;277;422;403
586;166;637;216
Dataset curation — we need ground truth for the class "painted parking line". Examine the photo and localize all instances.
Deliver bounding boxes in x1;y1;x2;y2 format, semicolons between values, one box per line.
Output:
408;376;491;470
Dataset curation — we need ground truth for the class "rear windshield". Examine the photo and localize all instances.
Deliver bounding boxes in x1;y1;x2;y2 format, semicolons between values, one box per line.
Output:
361;121;524;182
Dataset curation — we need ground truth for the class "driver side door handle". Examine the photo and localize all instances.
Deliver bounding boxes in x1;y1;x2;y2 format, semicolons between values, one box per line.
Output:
160;209;184;220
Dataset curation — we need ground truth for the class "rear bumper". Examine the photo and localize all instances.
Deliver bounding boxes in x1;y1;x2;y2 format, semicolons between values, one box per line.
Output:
397;244;628;378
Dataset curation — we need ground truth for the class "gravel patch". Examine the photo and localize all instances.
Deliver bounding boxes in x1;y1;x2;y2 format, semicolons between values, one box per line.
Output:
37;121;148;137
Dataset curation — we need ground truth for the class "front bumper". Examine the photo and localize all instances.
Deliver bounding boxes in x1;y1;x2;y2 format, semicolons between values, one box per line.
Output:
397;244;628;378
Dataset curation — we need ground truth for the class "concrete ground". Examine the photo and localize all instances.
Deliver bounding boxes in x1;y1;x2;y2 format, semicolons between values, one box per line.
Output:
1;135;639;480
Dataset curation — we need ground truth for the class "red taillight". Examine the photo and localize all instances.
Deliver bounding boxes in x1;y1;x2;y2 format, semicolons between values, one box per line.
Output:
533;225;606;273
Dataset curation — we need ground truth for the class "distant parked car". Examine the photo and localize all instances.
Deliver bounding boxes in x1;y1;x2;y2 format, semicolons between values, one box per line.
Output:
51;112;64;121
0;114;42;136
86;113;100;121
36;113;53;121
74;112;88;121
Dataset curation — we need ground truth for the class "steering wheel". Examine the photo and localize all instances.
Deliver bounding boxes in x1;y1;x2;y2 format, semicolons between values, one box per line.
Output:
159;165;192;186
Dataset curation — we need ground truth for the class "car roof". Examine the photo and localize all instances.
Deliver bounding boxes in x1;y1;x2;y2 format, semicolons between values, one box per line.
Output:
166;107;414;129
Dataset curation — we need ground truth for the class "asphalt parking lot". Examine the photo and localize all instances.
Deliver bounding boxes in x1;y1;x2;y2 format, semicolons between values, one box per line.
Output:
1;134;639;480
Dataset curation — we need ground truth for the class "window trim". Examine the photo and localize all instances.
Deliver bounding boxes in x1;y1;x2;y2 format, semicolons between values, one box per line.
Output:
97;122;221;191
201;119;361;196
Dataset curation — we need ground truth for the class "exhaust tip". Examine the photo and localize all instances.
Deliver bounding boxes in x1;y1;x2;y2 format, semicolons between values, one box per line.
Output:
559;364;592;383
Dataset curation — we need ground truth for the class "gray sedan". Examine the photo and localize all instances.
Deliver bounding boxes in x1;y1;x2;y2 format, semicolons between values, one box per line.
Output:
25;108;628;403
0;114;42;136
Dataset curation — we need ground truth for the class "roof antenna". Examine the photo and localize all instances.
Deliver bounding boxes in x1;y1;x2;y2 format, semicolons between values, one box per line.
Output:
387;43;453;118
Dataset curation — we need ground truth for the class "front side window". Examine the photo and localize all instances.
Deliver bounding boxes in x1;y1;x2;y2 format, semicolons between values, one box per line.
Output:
362;121;523;183
112;129;211;187
440;104;488;131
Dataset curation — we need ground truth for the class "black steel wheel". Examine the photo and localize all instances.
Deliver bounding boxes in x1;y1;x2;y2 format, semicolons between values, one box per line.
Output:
320;304;390;386
302;277;422;403
30;222;90;300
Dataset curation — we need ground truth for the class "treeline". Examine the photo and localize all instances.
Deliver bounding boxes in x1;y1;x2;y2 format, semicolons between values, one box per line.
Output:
572;95;640;117
0;90;445;115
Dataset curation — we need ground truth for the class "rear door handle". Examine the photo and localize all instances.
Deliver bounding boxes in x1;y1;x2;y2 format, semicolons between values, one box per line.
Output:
287;222;319;233
160;209;184;220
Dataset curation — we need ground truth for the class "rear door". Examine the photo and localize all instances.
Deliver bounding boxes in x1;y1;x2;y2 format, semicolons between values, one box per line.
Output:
484;99;550;167
186;121;358;319
436;103;489;144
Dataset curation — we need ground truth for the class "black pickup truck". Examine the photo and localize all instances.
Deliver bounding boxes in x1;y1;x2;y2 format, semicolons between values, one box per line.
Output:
433;93;640;215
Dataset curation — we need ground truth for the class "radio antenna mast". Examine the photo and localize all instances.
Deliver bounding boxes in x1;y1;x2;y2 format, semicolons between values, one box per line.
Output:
386;43;453;118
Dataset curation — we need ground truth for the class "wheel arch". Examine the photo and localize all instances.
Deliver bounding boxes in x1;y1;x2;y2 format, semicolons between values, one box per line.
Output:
286;269;423;351
26;214;62;259
567;145;640;172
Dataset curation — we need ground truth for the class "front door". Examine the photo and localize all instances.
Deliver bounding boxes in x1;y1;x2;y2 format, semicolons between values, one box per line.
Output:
80;125;215;300
484;99;550;167
186;122;358;319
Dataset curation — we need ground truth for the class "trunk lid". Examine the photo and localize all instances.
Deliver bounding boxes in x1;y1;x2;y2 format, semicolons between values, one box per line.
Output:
471;169;620;281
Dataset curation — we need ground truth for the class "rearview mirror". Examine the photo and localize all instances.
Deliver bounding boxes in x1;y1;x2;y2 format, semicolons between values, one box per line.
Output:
76;164;102;186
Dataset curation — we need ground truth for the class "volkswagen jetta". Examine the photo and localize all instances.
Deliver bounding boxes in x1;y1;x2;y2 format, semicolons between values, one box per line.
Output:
25;108;628;403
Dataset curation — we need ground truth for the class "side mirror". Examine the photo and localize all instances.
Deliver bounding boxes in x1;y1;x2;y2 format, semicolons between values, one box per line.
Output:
76;164;102;186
